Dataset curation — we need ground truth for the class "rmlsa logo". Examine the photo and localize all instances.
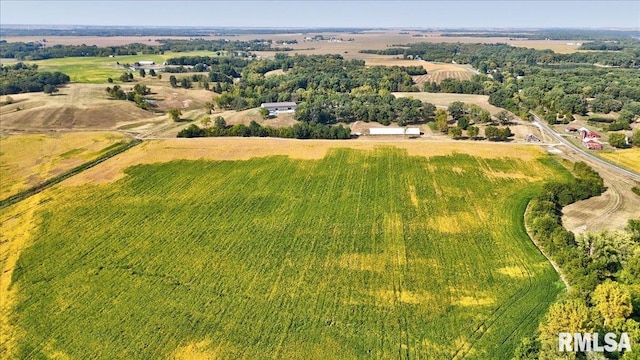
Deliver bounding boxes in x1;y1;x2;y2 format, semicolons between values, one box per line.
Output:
559;332;632;352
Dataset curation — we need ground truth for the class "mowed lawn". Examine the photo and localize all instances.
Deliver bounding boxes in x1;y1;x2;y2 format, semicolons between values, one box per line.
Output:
10;148;568;359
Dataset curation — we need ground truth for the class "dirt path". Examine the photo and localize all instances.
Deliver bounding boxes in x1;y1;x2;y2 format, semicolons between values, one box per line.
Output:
560;147;639;233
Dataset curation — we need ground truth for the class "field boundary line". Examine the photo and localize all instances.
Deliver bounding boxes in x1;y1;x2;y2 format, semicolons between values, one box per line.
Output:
523;202;571;292
0;139;142;209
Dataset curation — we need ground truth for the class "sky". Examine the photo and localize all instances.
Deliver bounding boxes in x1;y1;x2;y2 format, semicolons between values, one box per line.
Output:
1;1;639;29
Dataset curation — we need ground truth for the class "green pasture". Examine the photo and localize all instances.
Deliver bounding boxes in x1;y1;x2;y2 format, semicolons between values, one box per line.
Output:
10;148;569;359
29;51;220;83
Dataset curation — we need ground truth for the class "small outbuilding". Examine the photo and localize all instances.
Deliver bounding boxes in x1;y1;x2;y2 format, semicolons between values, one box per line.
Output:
526;134;541;142
583;140;602;150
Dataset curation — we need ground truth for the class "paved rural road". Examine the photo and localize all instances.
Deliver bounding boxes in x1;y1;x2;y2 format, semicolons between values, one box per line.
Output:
531;114;640;182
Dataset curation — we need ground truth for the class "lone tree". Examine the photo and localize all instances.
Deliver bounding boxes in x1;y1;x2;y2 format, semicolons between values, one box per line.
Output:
496;110;514;125
149;69;156;77
467;125;480;139
43;84;58;95
448;101;465;121
168;109;182;122
139;69;146;78
608;132;628;148
448;126;462;139
259;107;270;119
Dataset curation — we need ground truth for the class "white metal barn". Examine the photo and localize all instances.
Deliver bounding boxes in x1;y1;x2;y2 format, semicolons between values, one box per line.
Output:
405;128;420;136
369;127;420;136
260;102;297;115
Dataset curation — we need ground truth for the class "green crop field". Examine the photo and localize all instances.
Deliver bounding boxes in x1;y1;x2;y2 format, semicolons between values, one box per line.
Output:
29;51;221;83
8;148;569;359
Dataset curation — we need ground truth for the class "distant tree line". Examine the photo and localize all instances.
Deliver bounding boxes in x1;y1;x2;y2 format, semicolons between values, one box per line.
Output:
361;42;640;68
177;118;351;139
431;29;640;40
0;62;70;95
0;38;285;61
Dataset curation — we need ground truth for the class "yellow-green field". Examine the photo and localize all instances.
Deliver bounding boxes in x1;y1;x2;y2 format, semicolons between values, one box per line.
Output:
0;132;129;200
600;148;640;174
1;142;570;359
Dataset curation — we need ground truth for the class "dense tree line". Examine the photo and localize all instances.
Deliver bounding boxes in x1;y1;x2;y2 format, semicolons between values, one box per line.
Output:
361;42;640;68
515;163;640;359
177;118;351;139
0;41;156;60
0;62;70;95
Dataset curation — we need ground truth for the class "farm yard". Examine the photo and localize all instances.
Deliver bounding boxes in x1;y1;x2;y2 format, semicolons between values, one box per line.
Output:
1;143;569;359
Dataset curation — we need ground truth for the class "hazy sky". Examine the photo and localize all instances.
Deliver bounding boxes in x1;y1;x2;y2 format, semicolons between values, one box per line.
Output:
1;1;639;29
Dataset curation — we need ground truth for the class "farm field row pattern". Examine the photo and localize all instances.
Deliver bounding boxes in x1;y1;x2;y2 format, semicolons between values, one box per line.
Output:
10;148;566;359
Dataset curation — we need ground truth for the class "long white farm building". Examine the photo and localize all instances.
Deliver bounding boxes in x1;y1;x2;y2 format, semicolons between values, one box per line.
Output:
260;102;297;114
369;127;420;136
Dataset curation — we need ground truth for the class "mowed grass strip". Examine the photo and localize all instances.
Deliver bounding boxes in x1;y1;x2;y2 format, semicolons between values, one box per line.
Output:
9;148;567;359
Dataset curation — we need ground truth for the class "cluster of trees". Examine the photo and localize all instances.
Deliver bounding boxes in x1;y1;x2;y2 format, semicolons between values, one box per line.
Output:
105;83;153;110
364;42;640;125
177;117;351;140
608;130;640;149
172;54;426;124
516;163;640;359
0;62;70;95
294;91;433;125
438;102;513;141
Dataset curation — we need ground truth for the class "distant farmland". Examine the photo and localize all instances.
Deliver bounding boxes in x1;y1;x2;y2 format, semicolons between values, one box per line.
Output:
5;147;568;359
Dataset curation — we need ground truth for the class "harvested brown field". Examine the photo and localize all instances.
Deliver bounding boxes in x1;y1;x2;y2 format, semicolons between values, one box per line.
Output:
412;71;472;84
364;59;465;72
393;92;507;115
63;138;546;187
365;59;475;85
0;83;213;132
561;147;640;233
